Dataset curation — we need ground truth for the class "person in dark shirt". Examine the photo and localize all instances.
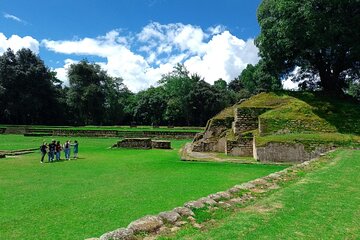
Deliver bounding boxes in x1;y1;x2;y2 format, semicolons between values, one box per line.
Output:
55;141;62;161
48;140;56;162
40;142;47;163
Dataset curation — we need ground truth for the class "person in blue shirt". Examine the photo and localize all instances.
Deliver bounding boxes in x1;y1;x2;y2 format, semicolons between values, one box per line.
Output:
73;140;79;159
64;140;71;160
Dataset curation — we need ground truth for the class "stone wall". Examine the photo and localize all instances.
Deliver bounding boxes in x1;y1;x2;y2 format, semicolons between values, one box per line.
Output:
226;137;253;156
232;108;269;135
25;129;196;139
116;131;196;139
113;139;172;149
0;128;6;134
4;126;27;134
254;142;333;163
151;140;171;149
115;138;153;149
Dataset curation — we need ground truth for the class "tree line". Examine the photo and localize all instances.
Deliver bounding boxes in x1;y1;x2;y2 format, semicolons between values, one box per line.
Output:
0;48;280;126
1;0;359;126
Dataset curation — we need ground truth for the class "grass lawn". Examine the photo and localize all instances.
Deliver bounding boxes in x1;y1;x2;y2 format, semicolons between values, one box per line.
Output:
0;135;285;240
167;149;360;239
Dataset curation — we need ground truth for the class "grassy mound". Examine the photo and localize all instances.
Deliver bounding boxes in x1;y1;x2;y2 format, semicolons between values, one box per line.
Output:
207;91;360;147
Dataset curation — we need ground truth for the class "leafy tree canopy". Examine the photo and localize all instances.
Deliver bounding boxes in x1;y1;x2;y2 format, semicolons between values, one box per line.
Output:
256;0;360;93
0;48;59;124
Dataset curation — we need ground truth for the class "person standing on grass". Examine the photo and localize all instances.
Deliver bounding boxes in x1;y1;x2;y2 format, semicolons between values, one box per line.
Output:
48;140;56;162
55;141;62;161
64;140;71;160
40;142;47;163
73;140;79;159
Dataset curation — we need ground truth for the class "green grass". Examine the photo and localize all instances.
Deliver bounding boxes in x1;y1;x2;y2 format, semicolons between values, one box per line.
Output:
167;149;360;239
0;135;285;240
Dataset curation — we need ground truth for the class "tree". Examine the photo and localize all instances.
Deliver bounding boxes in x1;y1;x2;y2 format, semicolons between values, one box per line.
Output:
159;64;198;125
133;86;167;125
228;60;281;97
103;76;133;125
67;60;108;125
256;0;360;93
0;48;60;124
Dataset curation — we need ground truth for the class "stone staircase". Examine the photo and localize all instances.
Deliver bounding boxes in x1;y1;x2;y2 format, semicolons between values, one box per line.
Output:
226;107;269;156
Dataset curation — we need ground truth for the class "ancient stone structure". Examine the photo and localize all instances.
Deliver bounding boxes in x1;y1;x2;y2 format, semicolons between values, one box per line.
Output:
113;138;172;149
192;106;267;158
189;95;335;163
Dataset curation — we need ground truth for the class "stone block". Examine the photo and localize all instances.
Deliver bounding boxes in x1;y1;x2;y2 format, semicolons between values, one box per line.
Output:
128;215;163;234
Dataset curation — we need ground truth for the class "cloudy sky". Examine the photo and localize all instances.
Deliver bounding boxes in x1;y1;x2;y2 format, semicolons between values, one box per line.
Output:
0;0;284;92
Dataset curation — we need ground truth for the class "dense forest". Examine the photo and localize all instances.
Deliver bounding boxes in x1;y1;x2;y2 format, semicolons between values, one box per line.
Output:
0;0;358;126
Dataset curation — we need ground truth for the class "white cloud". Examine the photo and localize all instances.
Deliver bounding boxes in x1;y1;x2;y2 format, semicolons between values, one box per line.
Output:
53;59;77;86
0;33;39;54
184;31;259;84
43;22;260;92
4;13;22;22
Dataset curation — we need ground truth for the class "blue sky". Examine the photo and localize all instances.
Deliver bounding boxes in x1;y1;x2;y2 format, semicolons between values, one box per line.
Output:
0;0;264;91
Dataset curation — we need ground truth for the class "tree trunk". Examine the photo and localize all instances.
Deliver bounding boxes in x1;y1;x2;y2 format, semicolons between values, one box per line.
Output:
318;65;344;94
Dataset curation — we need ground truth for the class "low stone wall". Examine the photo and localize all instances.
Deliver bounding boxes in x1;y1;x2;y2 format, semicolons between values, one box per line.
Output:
0;128;6;134
116;131;196;139
26;129;196;139
53;129;118;137
4;126;27;134
113;139;172;149
24;133;52;137
254;142;334;163
151;140;171;149
0;154;5;158
114;138;152;149
226;137;253;156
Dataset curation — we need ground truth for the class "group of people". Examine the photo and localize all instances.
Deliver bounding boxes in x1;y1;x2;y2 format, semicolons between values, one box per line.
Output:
40;140;79;163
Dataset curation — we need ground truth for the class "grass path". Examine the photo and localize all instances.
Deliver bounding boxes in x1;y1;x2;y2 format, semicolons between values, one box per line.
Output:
168;149;360;239
0;135;285;240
